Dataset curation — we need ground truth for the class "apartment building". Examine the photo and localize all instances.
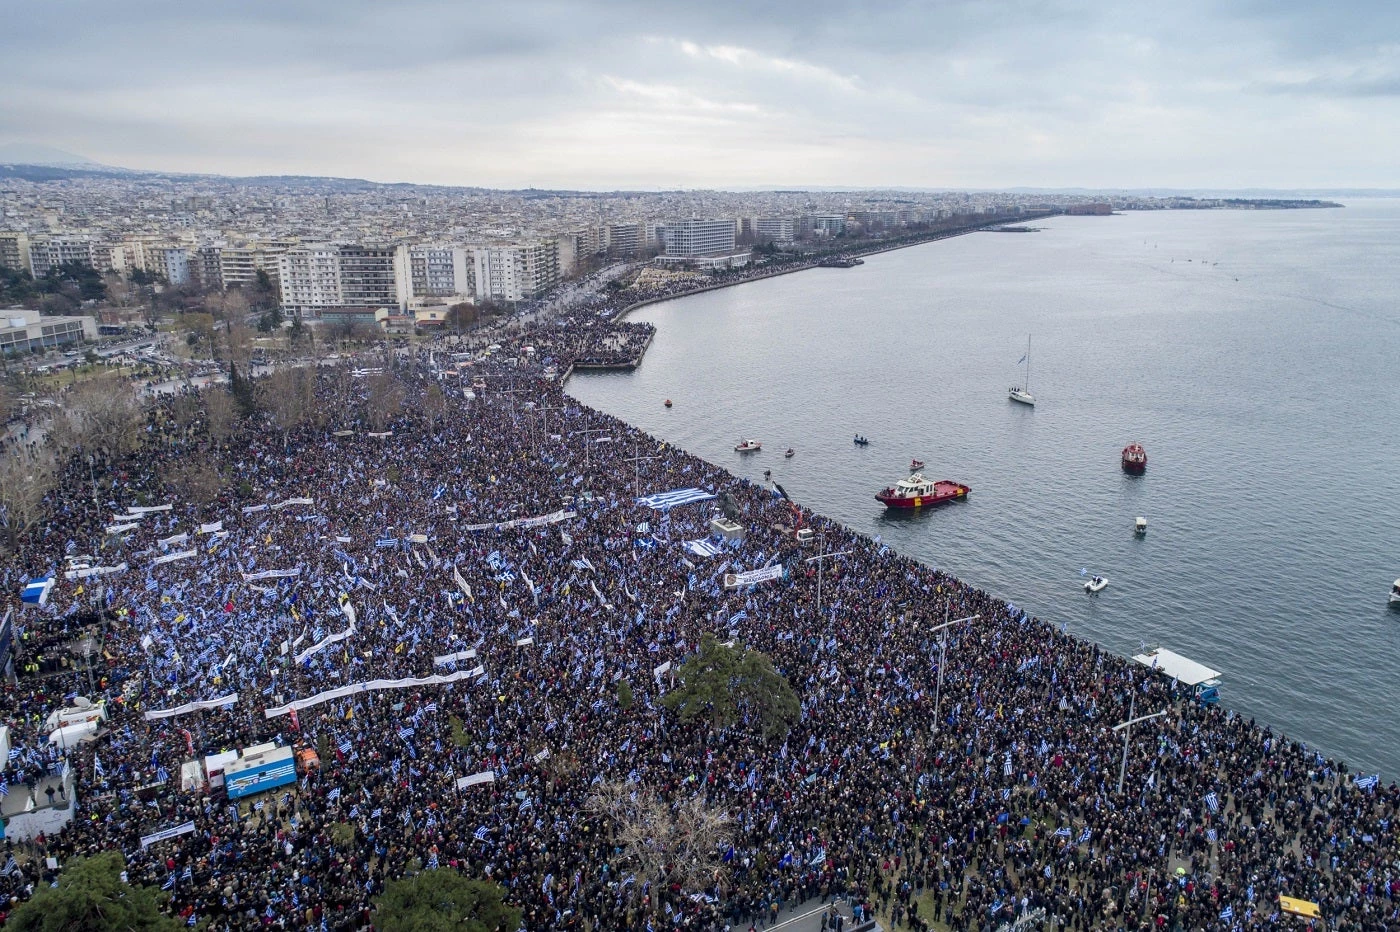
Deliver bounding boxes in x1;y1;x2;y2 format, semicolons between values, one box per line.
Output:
605;222;645;257
27;235;112;277
472;240;559;303
660;218;736;258
212;240;294;291
277;244;343;311
338;245;398;308
753;218;796;245
0;233;31;274
394;243;474;306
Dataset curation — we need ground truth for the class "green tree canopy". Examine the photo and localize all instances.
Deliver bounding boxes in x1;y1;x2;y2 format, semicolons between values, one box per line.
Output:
6;850;182;932
373;870;520;932
662;634;801;741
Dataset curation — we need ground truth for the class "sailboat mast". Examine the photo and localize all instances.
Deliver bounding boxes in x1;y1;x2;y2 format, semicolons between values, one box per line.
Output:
1025;335;1031;392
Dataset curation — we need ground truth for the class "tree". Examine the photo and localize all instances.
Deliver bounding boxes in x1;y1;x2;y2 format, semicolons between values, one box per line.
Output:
227;363;257;418
373;870;520;932
422;383;446;433
366;371;406;432
661;634;800;741
0;448;56;551
6;850;182;931
587;780;732;908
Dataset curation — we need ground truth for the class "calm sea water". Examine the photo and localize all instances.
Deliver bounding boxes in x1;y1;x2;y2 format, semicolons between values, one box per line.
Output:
567;202;1400;777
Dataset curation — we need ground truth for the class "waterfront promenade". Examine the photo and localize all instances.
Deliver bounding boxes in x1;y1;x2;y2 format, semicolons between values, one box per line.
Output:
0;325;1396;931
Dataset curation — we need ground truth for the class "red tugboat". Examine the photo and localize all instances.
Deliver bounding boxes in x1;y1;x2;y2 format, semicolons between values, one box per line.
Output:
876;473;970;509
1122;443;1147;474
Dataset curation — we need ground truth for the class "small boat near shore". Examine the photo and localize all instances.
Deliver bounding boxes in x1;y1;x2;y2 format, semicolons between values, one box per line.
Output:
1084;575;1109;594
735;439;762;453
1009;336;1035;406
875;473;969;509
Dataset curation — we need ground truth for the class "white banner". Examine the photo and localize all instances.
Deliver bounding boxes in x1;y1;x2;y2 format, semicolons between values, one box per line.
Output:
452;566;473;601
456;770;496;789
198;521;224;535
140;820;196;848
241;568;301;581
653;661;672;679
515;636;534;647
105;522;139;535
366;431;393;438
271;497;315;511
460;509;576;533
294;622;355;664
128;504;173;515
242;504;269;515
143;694;238;721
63;562;127;581
264;667;485;718
152;549;198;566
723;565;785;589
158;533;189;547
433;648;478;666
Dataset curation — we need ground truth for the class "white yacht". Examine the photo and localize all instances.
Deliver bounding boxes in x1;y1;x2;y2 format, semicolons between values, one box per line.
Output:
1084;575;1109;593
1009;335;1035;406
1135;517;1148;535
1390;579;1400;607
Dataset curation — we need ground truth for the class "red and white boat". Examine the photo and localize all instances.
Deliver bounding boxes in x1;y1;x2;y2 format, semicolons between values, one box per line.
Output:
876;473;970;509
735;439;762;453
1122;443;1147;474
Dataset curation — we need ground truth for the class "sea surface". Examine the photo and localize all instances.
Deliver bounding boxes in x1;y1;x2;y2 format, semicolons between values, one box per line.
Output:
566;201;1400;777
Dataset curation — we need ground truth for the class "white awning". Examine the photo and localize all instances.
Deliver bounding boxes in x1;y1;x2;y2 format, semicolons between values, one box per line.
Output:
1132;647;1221;687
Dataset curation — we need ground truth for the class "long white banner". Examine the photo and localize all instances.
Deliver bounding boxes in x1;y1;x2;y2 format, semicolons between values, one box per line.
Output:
241;568;301;581
143;693;239;721
460;509;576;533
433;648;478;666
152;549;198;566
263;666;485;718
723;565;785;589
294;622;355;664
271;497;315;511
455;770;496;790
63;562;127;581
140;820;196;849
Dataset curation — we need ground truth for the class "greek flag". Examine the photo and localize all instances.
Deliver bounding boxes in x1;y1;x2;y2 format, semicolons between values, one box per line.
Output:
422;702;438;714
398;726;415;740
376;537;399;549
1003;752;1013;777
474;825;489;841
162;874;176;890
20;576;55;605
337;738;353;755
1204;791;1219;813
328;787;341;801
427;851;439;869
1206;827;1218;843
729;610;748;625
684;539;723;559
1054;826;1071;838
1078;827;1091;843
636;488;716;510
371;808;382;819
1356;774;1380;790
0;783;8;798
1220;905;1234;922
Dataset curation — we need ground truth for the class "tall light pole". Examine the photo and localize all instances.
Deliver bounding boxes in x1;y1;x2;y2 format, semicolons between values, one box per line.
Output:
622;437;659;500
1111;693;1168;794
930;610;979;737
802;533;852;620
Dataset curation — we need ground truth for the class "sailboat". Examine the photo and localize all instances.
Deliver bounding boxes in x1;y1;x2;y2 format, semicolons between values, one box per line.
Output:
1008;336;1035;406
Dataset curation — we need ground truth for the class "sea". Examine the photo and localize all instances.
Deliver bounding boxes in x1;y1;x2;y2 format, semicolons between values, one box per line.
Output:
566;200;1400;778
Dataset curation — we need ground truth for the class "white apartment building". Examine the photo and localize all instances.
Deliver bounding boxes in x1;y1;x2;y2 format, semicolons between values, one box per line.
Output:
661;219;736;258
605;222;645;257
753;218;796;245
472;241;559;303
215;240;294;291
394;244;474;306
277;244;343;311
27;235;111;277
338;245;398;309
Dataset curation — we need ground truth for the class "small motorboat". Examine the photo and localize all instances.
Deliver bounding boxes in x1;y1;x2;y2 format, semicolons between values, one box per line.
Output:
853;435;870;446
735;439;762;453
784;448;795;458
1122;443;1147;474
1135;517;1148;536
1084;575;1109;594
910;459;925;472
1390;579;1400;607
664;399;673;408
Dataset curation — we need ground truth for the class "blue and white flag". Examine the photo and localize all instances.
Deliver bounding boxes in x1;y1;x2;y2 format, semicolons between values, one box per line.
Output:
1054;826;1071;838
21;576;54;606
1204;791;1219;813
1220;905;1234;922
1356;774;1380;791
636;488;716;510
474;825;489;841
328;787;342;802
1078;827;1091;843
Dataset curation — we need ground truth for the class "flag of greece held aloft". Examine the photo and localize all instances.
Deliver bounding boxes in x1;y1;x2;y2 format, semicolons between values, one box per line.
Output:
1204;791;1220;813
1355;774;1380;790
685;539;723;559
21;576;54;605
636;488;716;510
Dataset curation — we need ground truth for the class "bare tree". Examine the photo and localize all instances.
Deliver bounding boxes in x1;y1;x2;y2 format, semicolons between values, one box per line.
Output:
167;459;225;505
0;449;57;550
202;386;237;443
586;780;732;910
365;372;406;432
258;368;317;446
59;380;142;459
422;383;446;433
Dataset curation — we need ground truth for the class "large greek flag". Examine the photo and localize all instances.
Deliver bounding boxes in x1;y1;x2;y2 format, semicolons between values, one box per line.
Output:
685;539;724;558
636;488;716;510
21;576;54;605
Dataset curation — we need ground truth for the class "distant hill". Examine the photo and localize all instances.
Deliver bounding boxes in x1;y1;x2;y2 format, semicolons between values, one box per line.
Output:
0;143;110;169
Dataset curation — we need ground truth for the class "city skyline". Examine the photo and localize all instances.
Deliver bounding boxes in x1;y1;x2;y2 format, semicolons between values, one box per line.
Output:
3;0;1399;190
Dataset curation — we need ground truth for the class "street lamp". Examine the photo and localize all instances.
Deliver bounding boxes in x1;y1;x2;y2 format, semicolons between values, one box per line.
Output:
802;533;852;620
929;610;979;737
1111;692;1169;794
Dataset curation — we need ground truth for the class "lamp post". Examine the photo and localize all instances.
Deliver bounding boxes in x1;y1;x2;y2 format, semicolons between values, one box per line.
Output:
622;437;659;500
929;610;979;737
802;533;852;620
1111;692;1169;794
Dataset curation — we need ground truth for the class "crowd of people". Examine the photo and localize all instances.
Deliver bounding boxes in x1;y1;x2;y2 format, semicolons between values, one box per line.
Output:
1;328;1398;932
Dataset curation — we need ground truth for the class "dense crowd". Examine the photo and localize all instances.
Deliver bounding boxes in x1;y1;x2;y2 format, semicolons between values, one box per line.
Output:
1;332;1397;932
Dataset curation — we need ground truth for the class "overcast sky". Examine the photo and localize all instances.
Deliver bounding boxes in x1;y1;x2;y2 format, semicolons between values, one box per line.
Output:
1;0;1398;189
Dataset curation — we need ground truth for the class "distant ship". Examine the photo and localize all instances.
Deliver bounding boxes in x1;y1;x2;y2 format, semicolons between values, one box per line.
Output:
1009;336;1035;406
1122;443;1147;474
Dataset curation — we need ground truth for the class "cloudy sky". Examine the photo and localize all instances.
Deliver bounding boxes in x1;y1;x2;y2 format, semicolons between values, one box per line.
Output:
2;0;1398;189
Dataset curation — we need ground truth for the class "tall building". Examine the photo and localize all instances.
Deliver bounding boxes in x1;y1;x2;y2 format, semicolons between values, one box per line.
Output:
338;245;397;309
27;235;111;277
753;218;796;245
144;245;192;286
0;233;31;274
395;243;474;305
472;241;559;303
605;222;645;257
218;240;293;291
661;219;736;258
277;244;343;311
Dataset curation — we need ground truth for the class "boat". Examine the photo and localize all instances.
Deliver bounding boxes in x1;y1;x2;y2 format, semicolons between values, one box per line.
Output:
1009;336;1035;406
1390;579;1400;607
875;473;970;509
1122;443;1147;474
1135;517;1148;535
909;459;925;471
664;399;673;408
784;448;795;458
1132;646;1222;703
1083;575;1109;593
734;439;762;453
853;435;870;446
